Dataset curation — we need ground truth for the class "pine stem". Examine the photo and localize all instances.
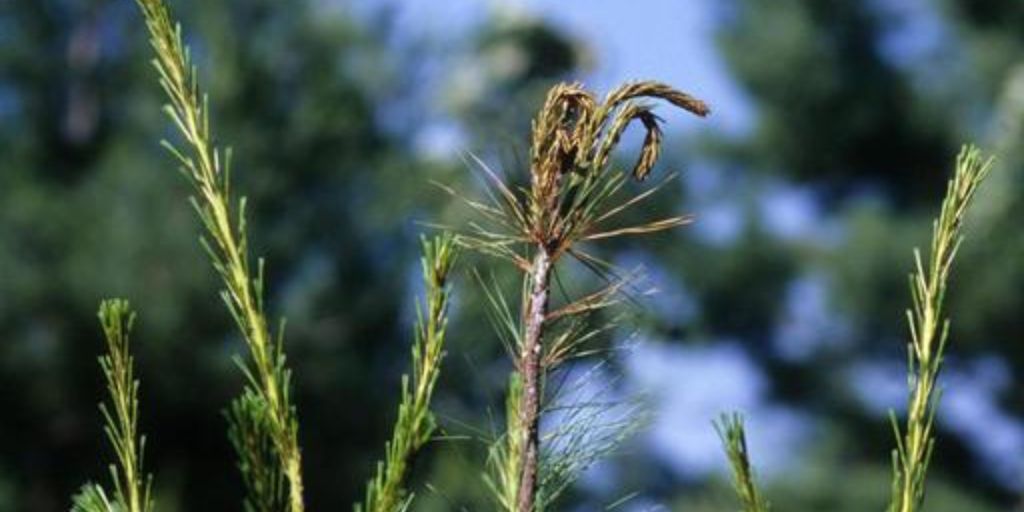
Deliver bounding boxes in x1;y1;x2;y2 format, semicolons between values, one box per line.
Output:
887;145;993;512
515;250;553;512
461;81;706;512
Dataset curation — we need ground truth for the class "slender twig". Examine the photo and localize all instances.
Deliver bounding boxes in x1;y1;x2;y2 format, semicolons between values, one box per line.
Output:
357;234;458;512
131;1;304;509
888;145;993;512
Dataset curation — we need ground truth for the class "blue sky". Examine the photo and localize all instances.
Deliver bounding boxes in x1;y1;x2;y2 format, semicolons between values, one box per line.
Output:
347;0;753;135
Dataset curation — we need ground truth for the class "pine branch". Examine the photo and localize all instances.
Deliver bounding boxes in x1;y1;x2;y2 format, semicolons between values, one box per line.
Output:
485;374;526;512
715;413;769;512
72;484;116;512
515;81;706;512
131;0;304;509
887;145;994;512
228;390;288;512
71;299;154;512
538;360;649;506
356;234;458;512
460;81;708;512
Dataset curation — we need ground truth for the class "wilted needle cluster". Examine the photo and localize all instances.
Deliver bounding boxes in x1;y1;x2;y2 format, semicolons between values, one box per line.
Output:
458;81;709;512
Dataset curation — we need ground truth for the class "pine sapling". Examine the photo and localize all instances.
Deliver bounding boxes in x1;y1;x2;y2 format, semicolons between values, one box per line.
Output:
132;0;305;509
455;81;709;511
888;145;993;512
72;299;154;512
357;234;458;512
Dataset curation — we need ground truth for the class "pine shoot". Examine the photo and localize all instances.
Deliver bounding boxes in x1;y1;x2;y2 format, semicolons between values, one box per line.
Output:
888;145;993;512
132;0;305;509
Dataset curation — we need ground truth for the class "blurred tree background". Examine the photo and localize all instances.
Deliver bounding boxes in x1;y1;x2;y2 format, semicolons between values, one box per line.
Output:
1;0;1023;511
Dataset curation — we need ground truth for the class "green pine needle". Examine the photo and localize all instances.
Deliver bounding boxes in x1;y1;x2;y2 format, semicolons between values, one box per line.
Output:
887;145;994;512
71;484;116;512
71;300;154;512
227;389;288;512
715;413;770;512
132;0;305;509
356;234;459;512
484;374;526;512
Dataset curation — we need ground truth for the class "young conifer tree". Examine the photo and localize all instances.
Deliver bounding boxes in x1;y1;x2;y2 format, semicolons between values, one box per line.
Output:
356;234;458;512
887;146;993;512
72;300;155;512
132;0;305;509
455;81;709;511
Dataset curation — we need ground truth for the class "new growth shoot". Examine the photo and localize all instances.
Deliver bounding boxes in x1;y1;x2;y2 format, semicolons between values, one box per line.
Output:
357;234;458;512
888;145;993;512
133;0;305;509
72;300;154;512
